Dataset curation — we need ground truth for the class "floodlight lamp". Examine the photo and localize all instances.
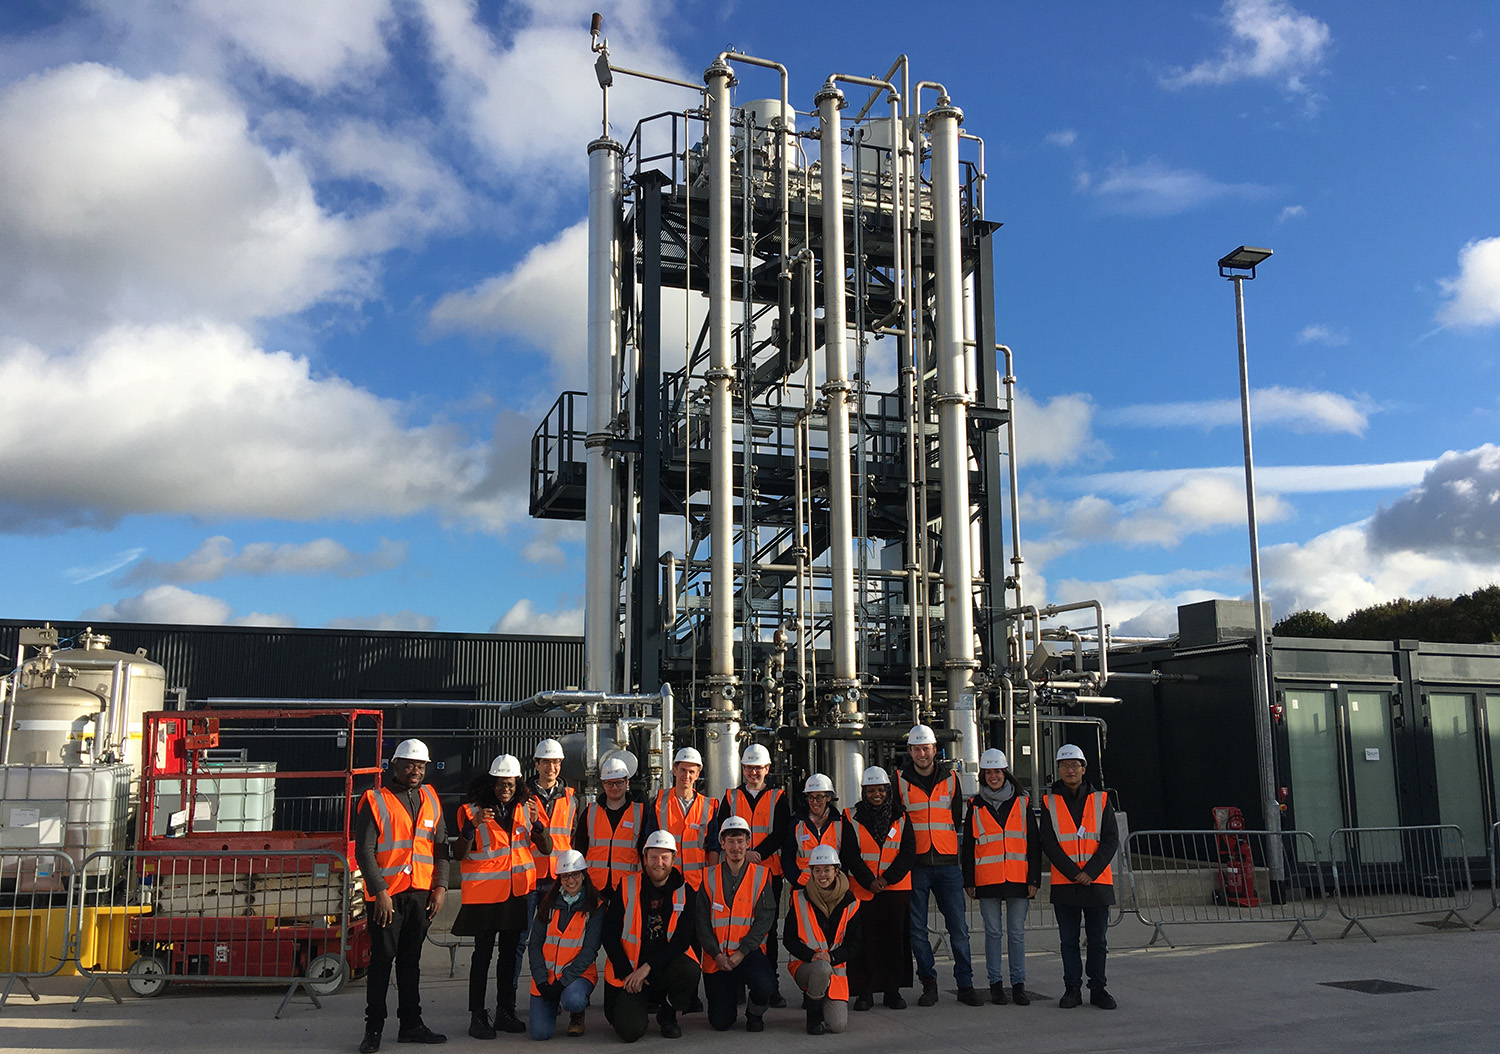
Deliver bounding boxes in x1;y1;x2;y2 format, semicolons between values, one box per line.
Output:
1218;246;1273;278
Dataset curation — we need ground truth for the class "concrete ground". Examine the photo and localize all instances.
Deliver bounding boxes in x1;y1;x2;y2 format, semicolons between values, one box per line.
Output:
5;910;1498;1054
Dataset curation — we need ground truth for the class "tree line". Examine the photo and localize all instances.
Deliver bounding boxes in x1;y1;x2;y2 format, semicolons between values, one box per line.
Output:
1272;585;1500;643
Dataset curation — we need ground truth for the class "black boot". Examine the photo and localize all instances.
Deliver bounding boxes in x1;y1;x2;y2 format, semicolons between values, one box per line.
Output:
990;982;1010;1005
1059;986;1083;1009
806;998;826;1035
492;1002;525;1034
657;1009;682;1039
468;1011;497;1040
1011;984;1031;1006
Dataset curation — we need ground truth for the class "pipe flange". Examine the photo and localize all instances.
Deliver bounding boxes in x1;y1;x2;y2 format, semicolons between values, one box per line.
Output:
704;367;734;382
814;83;846;108
587;137;624;155
944;658;983;671
583;432;615;450
932;392;972;408
704;61;738;88
922;104;964;131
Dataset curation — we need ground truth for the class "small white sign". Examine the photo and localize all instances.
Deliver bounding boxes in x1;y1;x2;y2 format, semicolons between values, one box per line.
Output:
1364;748;1381;762
8;808;40;827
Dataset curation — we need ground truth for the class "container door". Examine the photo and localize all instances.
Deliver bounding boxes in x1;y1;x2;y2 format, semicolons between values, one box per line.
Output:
1424;691;1488;858
1344;689;1402;862
1283;688;1346;858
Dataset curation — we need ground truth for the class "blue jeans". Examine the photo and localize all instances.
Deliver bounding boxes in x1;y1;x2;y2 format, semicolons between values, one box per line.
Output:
1054;904;1108;991
528;977;593;1040
977;897;1028;986
909;863;973;988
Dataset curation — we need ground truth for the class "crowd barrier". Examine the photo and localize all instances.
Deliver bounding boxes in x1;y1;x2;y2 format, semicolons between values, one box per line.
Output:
1481;821;1500;925
1124;829;1326;947
1;850;79;1009
1328;825;1475;941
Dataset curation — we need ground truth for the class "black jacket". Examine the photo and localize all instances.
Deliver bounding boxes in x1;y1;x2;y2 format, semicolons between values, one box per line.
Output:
1037;780;1119;908
959;787;1044;898
839;802;915;890
602;868;697;980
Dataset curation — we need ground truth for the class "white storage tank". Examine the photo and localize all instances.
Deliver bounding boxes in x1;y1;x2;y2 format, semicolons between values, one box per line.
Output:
8;683;101;765
37;628;167;776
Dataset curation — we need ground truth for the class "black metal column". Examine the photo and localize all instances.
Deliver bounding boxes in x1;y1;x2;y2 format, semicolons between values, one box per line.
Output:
970;220;1009;673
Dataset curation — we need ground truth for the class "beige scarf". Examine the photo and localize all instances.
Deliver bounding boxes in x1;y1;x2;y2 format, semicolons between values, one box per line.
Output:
804;871;850;916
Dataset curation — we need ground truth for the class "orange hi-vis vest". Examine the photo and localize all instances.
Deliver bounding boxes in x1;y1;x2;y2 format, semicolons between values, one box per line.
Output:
844;808;911;901
701;862;768;973
457;801;536;903
970;795;1030;887
534;787;577;882
529;904;599;996
362;784;441;897
790;815;841;886
585;800;642;892
898;770;960;856
720;787;784;876
1045;791;1113;887
654;789;712;887
605;873;697;985
786;888;858;1001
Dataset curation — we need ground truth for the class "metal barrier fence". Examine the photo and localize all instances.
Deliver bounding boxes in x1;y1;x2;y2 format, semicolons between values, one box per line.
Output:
73;848;364;1017
1482;821;1500;925
2;850;78;1009
1328;825;1475;941
1125;830;1326;947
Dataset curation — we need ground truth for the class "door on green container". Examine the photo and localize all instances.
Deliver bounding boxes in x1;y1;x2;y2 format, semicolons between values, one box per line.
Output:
1425;692;1487;858
1284;689;1346;859
1345;690;1402;863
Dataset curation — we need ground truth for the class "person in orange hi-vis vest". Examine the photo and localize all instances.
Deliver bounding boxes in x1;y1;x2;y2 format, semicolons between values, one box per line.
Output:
571;757;643;894
526;850;604;1040
354;739;449;1053
638;746;719;891
1038;743;1120;1011
783;844;862;1035
961;747;1042;1006
897;724;985;1008
515;739;576;995
781;773;841;889
698;815;779;1031
713;742;791;1008
454;754;552;1038
838;765;914;1011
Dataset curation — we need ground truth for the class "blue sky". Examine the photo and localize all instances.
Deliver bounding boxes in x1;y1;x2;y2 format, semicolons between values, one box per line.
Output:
1;0;1496;639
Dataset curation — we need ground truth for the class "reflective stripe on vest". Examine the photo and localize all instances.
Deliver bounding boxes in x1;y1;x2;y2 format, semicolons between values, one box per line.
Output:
654;790;711;886
971;795;1030;887
843;808;911;901
786;889;856;1002
529;904;598;995
898;771;960;856
606;873;696;985
363;785;440;897
458;802;536;902
1045;791;1113;887
701;862;768;973
721;787;784;876
791;817;841;886
585;801;642;891
535;788;577;882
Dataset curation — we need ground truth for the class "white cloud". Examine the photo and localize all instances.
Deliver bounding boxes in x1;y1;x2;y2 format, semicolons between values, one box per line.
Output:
0;63;360;342
522;523;585;567
0;322;519;532
1077;460;1435;499
1011;391;1101;468
65;548;146;585
186;0;396;92
1436;236;1500;329
1045;130;1077;147
1060;475;1291;549
1105;386;1369;434
1367;445;1500;556
1160;0;1331;92
121;536;408;586
493;598;584;636
1295;324;1348;346
1278;204;1306;222
1051;572;1229;638
1088;158;1268;216
326;610;439;631
84;584;234;625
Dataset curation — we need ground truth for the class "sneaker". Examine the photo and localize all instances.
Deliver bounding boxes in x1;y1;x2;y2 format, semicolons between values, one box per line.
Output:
467;1011;497;1040
883;991;907;1010
917;979;939;1006
658;1011;682;1039
852;994;874;1012
1011;984;1031;1007
746;1013;764;1033
990;982;1010;1006
957;986;985;1007
493;1008;525;1034
360;1031;382;1053
1058;987;1083;1010
396;1025;447;1044
1090;988;1117;1010
566;1012;586;1037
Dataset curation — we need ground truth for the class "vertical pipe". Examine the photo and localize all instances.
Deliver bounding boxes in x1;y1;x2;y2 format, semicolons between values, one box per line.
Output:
704;60;741;796
926;101;980;781
585;135;624;694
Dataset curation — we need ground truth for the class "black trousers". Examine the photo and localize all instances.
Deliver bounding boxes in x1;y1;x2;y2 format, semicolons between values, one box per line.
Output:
366;890;432;1031
703;948;776;1030
604;956;702;1043
470;928;524;1012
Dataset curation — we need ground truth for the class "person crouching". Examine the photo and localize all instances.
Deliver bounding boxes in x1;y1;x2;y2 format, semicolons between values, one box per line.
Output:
527;850;603;1039
784;844;861;1035
698;815;778;1031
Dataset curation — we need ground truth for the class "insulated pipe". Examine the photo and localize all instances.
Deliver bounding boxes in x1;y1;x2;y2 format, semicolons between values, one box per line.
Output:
999;345;1025;632
704;60;740;797
585;135;624;694
658;683;675;793
926;101;980;777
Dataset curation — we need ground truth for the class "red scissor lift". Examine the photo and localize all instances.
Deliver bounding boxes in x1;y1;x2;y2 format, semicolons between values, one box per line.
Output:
125;708;383;998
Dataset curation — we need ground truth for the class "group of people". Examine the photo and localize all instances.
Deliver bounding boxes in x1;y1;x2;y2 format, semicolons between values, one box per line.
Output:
353;727;1120;1050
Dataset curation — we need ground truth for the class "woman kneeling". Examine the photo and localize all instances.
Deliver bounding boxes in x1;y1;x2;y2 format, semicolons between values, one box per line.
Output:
784;845;862;1034
528;850;603;1039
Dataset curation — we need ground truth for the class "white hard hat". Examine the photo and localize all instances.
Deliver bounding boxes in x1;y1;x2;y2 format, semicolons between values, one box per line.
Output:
673;747;703;766
643;830;677;853
489;754;522;778
741;743;771;766
861;766;890;787
979;748;1009;770
600;757;631;780
719;815;752;837
808;845;840;868
554;849;588;876
392;739;430;762
534;738;565;760
907;724;937;746
1056;744;1087;763
803;773;834;794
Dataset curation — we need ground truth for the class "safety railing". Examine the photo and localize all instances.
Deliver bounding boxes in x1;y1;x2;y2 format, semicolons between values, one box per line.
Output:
73;848;365;1017
1;850;78;1009
1481;821;1500;925
1328;825;1475;941
1125;830;1326;947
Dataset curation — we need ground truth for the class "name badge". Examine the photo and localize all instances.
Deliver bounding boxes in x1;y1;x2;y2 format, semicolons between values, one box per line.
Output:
422;819;435;828
714;902;726;911
888;826;900;839
1077;825;1087;837
622;820;634;829
402;864;413;874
